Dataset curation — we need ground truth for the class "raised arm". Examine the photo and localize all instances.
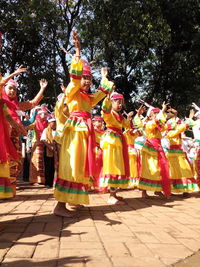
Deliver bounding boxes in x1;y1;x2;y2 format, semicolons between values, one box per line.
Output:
92;67;114;107
0;65;27;87
19;79;48;111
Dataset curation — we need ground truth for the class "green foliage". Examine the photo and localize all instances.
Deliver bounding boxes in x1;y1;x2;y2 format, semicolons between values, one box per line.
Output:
78;0;200;115
0;0;83;106
0;0;199;116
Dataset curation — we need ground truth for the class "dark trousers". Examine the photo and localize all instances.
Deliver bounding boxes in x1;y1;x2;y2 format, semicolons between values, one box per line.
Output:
44;153;55;187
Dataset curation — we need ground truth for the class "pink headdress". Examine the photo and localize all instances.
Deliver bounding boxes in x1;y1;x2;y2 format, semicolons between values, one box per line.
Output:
37;104;49;115
110;92;124;100
82;59;91;77
151;108;160;113
92;116;104;121
2;81;22;125
5;79;19;88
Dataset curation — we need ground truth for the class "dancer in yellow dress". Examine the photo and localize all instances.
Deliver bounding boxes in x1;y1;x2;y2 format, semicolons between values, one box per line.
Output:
165;109;199;194
99;92;133;204
53;31;114;217
138;103;171;198
124;107;145;188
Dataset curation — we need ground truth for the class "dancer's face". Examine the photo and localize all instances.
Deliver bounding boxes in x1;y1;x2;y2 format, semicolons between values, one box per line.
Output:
40;112;47;120
80;75;92;92
149;111;159;120
50;121;56;130
93;120;104;130
112;99;123;112
5;84;17;99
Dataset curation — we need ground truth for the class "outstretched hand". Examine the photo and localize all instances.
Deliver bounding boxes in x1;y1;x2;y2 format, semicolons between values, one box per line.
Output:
167;107;177;115
127;111;134;120
60;83;66;93
14;65;27;76
189;109;195;119
162;101;169;112
72;30;81;57
39;79;48;91
136;105;146;116
101;67;108;79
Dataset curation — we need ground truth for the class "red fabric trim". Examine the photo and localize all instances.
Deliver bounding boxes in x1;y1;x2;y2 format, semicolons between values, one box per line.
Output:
98;87;107;94
102;174;127;179
140;177;162;185
112;111;124;123
111;94;124;100
70;111;96;177
55;177;89;191
146;138;171;196
0;177;12;186
171;177;197;185
92;116;103;121
70;73;82;80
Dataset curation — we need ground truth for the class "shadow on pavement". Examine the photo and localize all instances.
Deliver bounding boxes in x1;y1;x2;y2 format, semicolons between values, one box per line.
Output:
1;256;90;267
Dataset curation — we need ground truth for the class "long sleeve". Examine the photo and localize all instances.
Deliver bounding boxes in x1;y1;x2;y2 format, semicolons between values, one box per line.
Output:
65;57;83;103
166;124;187;139
22;110;38;127
92;78;114;107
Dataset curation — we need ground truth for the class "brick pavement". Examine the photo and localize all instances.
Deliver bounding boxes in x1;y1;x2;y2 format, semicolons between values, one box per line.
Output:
0;183;200;267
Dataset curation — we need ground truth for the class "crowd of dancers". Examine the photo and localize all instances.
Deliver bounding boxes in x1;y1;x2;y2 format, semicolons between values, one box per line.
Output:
1;31;200;218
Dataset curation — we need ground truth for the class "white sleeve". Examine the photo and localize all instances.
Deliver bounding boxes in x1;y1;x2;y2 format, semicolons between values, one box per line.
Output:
40;128;47;141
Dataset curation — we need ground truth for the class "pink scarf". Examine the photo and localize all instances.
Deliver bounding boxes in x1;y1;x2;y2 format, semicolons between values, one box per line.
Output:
35;114;48;139
0;101;19;162
2;87;22;125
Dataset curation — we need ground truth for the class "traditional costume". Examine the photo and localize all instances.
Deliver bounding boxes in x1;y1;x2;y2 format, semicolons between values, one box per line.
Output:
29;107;48;184
165;118;199;192
99;93;131;189
0;77;19;198
138;108;171;197
2;79;44;193
54;57;113;205
124;115;143;188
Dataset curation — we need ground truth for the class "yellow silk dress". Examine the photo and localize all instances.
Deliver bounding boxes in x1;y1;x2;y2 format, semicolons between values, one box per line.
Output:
54;57;113;204
124;114;143;188
54;94;68;145
165;118;199;193
138;111;168;192
99;97;131;189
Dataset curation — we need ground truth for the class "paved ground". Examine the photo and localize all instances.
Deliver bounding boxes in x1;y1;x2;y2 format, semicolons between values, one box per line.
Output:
1;183;200;267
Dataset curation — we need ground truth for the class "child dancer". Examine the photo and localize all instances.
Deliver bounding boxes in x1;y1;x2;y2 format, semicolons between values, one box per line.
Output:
2;69;48;195
29;106;48;185
165;109;199;194
99;92;133;204
124;106;145;189
138;103;171;198
0;75;26;199
53;31;114;217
